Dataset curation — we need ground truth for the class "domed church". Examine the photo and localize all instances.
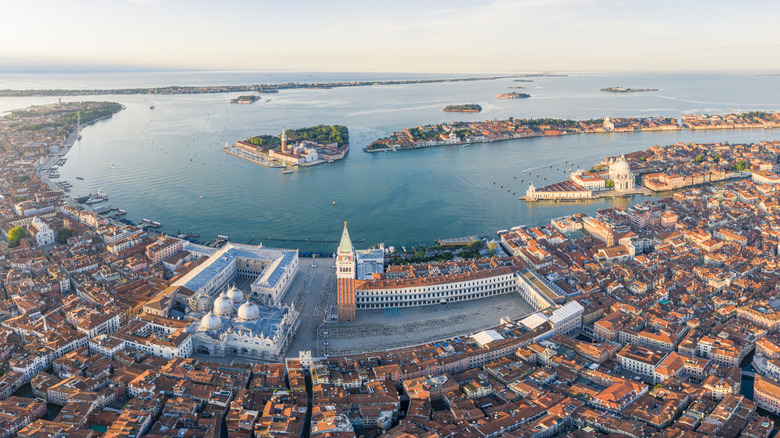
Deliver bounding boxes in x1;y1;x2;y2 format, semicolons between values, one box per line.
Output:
185;284;299;360
608;155;634;191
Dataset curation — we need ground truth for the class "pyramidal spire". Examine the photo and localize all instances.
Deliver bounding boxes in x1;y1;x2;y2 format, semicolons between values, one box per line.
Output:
338;221;354;254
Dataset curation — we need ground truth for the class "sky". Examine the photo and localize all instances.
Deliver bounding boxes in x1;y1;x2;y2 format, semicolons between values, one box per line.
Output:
2;0;779;73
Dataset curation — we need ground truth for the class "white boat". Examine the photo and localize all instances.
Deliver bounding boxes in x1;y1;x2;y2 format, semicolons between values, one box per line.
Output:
85;191;108;204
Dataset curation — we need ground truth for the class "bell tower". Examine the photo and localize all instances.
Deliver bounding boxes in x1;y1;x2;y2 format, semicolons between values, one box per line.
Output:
336;221;356;322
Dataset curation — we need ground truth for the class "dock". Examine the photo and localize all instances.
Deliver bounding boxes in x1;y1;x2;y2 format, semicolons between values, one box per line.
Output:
223;145;284;168
437;235;481;247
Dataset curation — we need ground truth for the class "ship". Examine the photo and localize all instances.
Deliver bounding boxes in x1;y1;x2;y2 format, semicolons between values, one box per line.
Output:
140;219;162;228
85;191;109;204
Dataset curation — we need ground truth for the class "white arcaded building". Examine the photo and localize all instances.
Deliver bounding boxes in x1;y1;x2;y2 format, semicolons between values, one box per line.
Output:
175;242;299;306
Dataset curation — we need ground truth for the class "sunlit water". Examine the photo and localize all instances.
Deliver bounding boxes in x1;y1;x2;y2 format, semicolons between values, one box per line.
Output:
1;71;779;251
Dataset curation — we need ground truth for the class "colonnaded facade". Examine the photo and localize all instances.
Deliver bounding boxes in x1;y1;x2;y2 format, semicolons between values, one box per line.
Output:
336;223;530;322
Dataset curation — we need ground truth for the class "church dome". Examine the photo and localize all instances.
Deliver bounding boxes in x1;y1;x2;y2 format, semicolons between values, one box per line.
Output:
226;285;245;306
610;155;631;175
213;291;235;317
200;311;222;331
237;301;260;321
188;290;212;313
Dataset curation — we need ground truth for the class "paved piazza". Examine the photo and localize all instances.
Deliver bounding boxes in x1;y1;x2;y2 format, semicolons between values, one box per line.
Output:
275;258;537;358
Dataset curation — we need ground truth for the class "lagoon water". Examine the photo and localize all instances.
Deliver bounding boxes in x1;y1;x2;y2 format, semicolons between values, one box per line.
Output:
1;71;779;251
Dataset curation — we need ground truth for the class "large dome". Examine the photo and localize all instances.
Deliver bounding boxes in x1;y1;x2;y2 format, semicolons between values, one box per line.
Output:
237;301;260;321
226;285;245;306
610;155;631;175
200;311;222;331
213;291;235;317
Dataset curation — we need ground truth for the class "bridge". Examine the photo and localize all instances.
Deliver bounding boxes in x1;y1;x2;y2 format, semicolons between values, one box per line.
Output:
741;370;755;378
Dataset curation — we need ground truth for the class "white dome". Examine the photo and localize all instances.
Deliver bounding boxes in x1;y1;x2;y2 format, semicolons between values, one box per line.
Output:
226;285;245;306
200;311;222;331
610;156;631;175
237;301;260;321
213;291;235;317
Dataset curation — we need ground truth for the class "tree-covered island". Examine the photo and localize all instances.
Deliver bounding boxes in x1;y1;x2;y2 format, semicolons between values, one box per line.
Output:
229;95;261;104
226;125;350;168
244;125;348;151
601;87;659;93
496;92;531;99
443;104;482;112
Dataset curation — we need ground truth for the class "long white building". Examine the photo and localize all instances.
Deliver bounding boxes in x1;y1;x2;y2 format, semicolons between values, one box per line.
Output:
353;258;525;309
175;242;299;306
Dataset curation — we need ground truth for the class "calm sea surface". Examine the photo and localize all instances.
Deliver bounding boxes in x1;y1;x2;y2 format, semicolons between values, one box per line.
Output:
1;71;779;251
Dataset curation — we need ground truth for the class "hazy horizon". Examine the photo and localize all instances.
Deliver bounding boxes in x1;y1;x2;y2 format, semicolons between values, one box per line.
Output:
3;0;779;74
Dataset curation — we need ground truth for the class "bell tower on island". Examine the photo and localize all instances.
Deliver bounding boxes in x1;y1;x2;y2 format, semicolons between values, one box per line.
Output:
336;222;357;322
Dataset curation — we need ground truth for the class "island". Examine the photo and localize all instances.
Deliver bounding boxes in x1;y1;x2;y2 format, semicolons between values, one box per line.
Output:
601;87;659;93
443;104;482;113
0;75;522;97
363;111;780;152
229;95;261;104
224;125;349;168
496;92;531;99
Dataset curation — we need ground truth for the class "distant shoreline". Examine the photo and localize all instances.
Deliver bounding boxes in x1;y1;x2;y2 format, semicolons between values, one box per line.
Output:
0;75;520;97
601;87;659;93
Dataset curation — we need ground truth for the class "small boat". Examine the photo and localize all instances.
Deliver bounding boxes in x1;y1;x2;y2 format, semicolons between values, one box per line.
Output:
283;169;293;174
85;191;108;204
150;105;155;110
199;195;204;199
151;221;162;228
76;177;84;180
332;201;336;205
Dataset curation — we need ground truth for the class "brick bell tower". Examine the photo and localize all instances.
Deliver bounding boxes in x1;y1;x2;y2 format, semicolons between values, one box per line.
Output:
336;221;356;322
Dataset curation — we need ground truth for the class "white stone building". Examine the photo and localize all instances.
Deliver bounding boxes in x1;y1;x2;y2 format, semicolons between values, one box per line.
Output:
30;216;55;246
174;242;299;307
607;155;634;191
185;285;300;360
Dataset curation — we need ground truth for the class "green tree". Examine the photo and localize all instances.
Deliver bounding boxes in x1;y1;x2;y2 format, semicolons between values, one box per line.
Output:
7;226;26;247
605;179;615;189
56;227;72;244
487;242;498;256
695;154;705;163
732;159;748;172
